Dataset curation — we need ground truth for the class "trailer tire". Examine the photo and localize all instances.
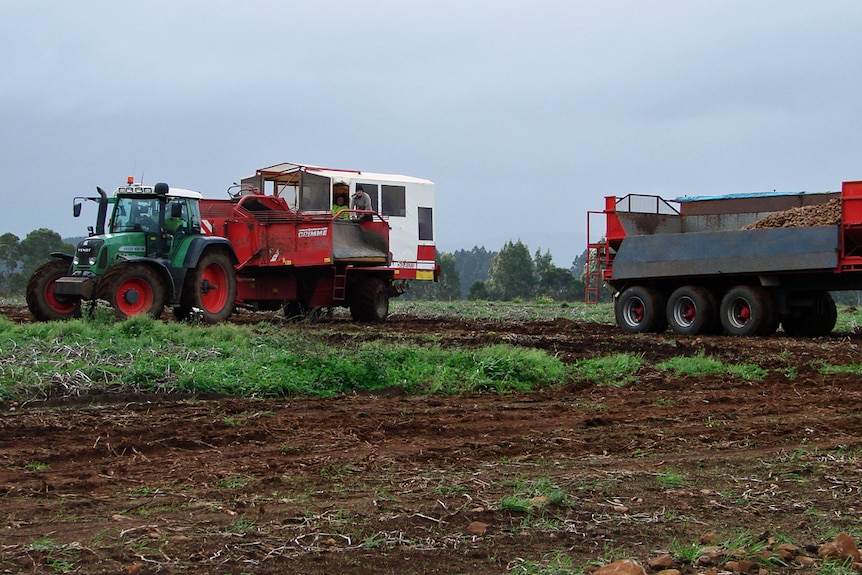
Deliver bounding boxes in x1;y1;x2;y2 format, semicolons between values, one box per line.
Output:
719;285;773;337
102;264;165;320
26;259;81;321
177;250;236;323
781;291;837;337
615;286;666;334
666;286;716;335
350;277;389;322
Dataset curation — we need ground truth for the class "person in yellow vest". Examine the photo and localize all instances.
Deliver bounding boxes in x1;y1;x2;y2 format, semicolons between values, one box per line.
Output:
332;195;349;219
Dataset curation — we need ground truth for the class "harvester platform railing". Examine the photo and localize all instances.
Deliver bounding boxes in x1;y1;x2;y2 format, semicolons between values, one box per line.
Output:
584;194;681;304
614;193;681;216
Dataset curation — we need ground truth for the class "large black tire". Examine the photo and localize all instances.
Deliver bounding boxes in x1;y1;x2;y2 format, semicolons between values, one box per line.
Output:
177;250;236;323
615;286;666;334
25;259;81;321
283;301;307;321
719;285;774;337
350;277;389;322
666;286;716;336
100;264;166;320
781;291;837;337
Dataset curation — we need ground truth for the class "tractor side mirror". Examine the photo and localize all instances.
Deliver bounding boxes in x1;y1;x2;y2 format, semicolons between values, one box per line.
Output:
73;202;82;218
171;202;183;218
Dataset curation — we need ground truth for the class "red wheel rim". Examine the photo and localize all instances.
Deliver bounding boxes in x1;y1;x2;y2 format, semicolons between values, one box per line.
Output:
631;301;645;323
44;278;76;314
200;262;229;313
682;301;696;322
116;277;154;316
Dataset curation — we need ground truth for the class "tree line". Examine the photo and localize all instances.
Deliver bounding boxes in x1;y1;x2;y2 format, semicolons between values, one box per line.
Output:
0;228;591;304
406;240;590;302
0;229;75;294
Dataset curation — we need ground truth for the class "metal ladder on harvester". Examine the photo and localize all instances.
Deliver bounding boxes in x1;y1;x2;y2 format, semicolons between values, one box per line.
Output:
583;242;608;304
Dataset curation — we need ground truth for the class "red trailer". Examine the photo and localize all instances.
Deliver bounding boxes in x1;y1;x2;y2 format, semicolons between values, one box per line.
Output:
586;181;862;337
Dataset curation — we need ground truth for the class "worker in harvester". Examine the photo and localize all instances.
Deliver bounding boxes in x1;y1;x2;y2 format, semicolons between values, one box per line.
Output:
332;195;349;219
350;185;372;221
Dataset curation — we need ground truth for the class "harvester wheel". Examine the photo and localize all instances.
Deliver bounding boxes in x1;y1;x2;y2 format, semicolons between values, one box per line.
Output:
615;286;666;334
781;291;837;337
283;301;307;320
350;276;389;322
719;285;774;336
666;286;716;336
177;250;236;323
25;259;81;321
102;264;165;320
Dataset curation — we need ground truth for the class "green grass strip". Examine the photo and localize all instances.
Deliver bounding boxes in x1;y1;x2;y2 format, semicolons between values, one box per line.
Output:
0;315;566;401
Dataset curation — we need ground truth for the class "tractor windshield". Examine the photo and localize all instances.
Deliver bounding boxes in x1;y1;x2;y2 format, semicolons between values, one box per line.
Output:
110;197;160;233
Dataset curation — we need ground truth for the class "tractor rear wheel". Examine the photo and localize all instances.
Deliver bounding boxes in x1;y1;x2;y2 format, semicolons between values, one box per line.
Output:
101;264;165;320
25;259;81;321
177;250;236;323
350;277;389;322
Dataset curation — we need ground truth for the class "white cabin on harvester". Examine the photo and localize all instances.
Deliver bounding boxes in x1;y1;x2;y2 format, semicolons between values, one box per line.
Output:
239;161;438;282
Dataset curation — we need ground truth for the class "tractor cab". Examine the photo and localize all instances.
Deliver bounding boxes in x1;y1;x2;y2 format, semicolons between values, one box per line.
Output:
107;183;203;249
58;180;205;300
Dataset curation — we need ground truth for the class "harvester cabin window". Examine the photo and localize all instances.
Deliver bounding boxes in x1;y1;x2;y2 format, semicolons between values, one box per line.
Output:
418;207;434;241
381;185;406;217
356;183;378;211
298;173;330;212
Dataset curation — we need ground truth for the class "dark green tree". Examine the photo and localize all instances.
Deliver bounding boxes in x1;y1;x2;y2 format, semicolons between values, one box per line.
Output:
435;252;461;300
403;250;461;301
453;246;496;299
533;247;584;301
540;267;584;301
5;229;74;293
468;280;490;300
534;248;554;280
0;233;21;293
487;240;536;301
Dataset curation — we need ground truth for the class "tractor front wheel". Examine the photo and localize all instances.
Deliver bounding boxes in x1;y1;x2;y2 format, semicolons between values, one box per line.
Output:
25;259;81;321
102;264;165;320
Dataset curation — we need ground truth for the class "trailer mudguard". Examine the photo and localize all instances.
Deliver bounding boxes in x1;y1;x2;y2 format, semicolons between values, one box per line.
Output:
611;225;840;280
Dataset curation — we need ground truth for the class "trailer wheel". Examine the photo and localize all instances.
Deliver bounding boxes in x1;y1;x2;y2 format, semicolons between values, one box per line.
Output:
178;250;236;323
615;286;666;334
666;286;716;335
25;259;81;321
781;291;837;337
719;286;774;336
350;277;389;322
102;264;165;320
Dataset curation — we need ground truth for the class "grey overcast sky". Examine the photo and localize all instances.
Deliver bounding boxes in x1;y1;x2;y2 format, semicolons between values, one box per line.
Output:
3;1;862;268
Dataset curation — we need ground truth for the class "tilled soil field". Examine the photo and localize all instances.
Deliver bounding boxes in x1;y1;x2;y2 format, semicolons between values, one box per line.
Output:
1;305;862;574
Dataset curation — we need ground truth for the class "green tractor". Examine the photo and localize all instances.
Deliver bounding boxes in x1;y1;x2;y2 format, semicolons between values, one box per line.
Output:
26;180;237;323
